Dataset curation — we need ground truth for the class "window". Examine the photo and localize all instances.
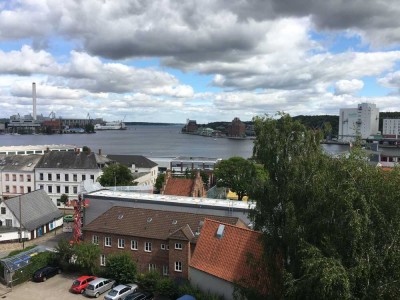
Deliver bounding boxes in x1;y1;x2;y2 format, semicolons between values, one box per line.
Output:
90;175;94;180
27;186;31;193
65;186;69;193
19;186;24;193
82;174;86;181
92;235;99;245
48;186;52;193
131;240;138;250
39;185;44;190
162;265;169;276
105;237;111;247
73;174;77;182
161;244;166;250
57;199;61;206
56;186;60;193
1;207;5;214
6;219;12;227
39;173;44;180
5;174;9;181
65;174;69;181
19;174;24;181
174;262;182;272
166;245;169;250
144;242;152;252
118;238;125;249
100;255;106;266
56;174;60;181
149;264;157;271
175;243;182;250
27;175;31;182
5;186;9;193
73;186;78;194
48;173;52;180
12;174;16;181
12;186;16;193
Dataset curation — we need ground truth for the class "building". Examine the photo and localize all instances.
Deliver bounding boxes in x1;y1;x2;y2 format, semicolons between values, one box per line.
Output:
35;150;110;207
182;119;198;133
227;117;246;138
382;119;400;138
0;155;42;200
61;118;103;128
190;219;266;299
0;144;80;156
106;155;158;186
83;189;254;226
82;206;246;279
339;103;379;142
162;171;206;197
0;190;63;242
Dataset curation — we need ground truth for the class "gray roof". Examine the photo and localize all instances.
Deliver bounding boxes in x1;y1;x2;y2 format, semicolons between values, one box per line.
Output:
36;151;99;169
107;155;157;168
5;190;62;231
0;154;42;171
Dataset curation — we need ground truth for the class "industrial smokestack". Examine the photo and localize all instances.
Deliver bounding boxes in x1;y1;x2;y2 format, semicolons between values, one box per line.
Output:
32;82;37;120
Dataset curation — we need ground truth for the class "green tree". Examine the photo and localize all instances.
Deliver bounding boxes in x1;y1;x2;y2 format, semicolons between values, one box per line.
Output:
248;113;400;299
154;173;165;193
54;239;74;269
214;156;260;200
97;164;134;187
137;270;161;292
74;242;101;275
104;252;138;284
60;193;68;213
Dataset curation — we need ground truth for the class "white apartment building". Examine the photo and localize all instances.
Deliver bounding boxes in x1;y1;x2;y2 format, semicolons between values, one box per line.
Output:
35;150;110;207
383;119;400;138
0;155;42;200
106;155;158;186
339;103;379;142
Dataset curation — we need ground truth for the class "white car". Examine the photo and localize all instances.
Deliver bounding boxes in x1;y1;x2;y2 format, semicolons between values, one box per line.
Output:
104;283;138;300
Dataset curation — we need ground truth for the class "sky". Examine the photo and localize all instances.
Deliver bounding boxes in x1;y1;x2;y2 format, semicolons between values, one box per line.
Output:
1;0;400;123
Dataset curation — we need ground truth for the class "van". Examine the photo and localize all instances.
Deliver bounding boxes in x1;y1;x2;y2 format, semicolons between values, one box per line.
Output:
85;277;116;298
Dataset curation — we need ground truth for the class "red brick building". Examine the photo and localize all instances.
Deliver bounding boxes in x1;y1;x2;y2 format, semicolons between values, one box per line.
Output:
227;117;246;137
82;206;246;279
162;171;206;197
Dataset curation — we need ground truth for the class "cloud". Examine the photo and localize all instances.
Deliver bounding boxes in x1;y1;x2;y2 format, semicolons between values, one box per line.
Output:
334;79;364;95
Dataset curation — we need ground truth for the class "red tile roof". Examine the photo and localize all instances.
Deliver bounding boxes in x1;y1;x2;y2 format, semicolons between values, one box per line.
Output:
190;219;264;285
163;178;194;196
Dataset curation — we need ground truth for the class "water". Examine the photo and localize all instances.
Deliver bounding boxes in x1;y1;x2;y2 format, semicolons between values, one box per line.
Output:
0;125;348;158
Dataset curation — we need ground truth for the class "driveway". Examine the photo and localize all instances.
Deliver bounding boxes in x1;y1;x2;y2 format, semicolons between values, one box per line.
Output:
2;273;81;300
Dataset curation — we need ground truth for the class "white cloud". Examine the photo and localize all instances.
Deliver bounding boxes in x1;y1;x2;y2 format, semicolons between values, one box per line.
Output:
334;79;364;95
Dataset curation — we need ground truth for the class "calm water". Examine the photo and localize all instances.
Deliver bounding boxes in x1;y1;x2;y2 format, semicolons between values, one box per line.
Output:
0;125;348;159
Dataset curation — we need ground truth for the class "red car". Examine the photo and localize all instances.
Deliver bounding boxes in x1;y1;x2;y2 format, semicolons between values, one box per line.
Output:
70;275;97;294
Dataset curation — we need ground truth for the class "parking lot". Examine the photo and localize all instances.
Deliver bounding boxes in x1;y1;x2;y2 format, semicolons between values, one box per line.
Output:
1;273;86;300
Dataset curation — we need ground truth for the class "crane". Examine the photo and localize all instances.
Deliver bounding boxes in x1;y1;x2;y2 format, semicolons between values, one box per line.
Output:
67;194;90;245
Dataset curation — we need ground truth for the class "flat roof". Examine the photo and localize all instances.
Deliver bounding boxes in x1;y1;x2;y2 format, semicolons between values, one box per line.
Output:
86;189;255;211
0;144;78;151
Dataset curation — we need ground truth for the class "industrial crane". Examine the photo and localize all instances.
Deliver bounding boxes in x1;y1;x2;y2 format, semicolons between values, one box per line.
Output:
67;194;90;245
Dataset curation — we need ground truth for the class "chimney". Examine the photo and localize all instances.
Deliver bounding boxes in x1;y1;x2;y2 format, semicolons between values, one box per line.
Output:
98;149;102;155
32;82;37;120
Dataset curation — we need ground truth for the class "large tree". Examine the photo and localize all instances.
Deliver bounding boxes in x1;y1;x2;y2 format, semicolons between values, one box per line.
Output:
74;242;101;275
214;156;260;200
246;113;400;299
97;164;134;187
104;252;138;284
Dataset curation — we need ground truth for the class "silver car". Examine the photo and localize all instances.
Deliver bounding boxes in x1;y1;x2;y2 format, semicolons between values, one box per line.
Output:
104;284;138;300
85;278;116;298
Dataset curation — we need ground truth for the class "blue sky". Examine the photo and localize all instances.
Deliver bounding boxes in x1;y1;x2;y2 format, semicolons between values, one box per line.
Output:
1;0;400;123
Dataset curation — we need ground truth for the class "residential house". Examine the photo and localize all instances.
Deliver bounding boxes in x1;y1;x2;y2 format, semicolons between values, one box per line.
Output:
0;190;63;242
106;155;158;186
35;150;110;207
0;155;42;200
82;206;247;280
190;219;266;300
161;171;206;197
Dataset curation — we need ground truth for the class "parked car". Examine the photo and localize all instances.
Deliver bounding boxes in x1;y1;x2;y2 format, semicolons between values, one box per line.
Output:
63;214;74;222
32;265;61;282
70;275;97;294
125;291;154;300
85;277;116;298
104;283;138;300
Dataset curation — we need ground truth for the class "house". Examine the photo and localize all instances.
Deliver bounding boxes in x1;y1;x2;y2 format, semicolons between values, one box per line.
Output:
0;190;63;242
189;219;266;300
106;155;158;186
35;150;110;207
82;206;247;280
227;117;246;138
0;155;42;200
162;171;206;197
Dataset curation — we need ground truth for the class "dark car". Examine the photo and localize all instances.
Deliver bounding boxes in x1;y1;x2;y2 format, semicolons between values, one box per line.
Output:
33;265;61;282
125;291;154;300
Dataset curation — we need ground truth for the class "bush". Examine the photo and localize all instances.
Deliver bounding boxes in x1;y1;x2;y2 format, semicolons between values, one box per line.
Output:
137;270;161;292
104;252;138;284
156;277;177;299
